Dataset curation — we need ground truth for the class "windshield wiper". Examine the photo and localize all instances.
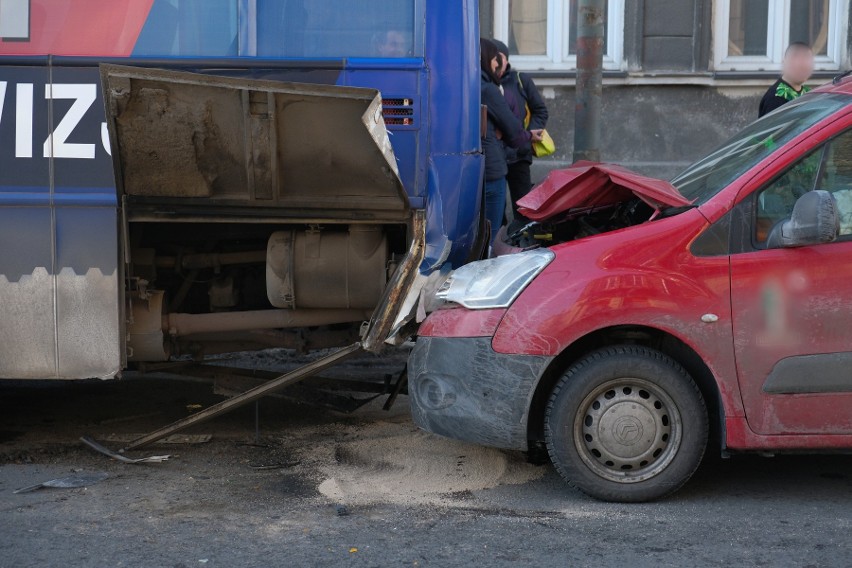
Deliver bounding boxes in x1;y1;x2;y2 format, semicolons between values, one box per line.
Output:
658;204;698;218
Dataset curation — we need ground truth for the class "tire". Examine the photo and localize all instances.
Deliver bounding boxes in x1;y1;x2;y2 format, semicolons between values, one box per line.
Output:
544;345;708;503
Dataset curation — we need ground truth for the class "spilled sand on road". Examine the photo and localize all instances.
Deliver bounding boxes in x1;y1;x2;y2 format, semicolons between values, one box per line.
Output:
313;415;544;507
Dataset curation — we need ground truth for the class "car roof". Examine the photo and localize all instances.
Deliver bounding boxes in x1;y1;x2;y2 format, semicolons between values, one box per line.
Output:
812;73;852;95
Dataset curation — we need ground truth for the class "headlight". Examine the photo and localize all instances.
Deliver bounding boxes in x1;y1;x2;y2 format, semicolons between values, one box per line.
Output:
435;249;554;309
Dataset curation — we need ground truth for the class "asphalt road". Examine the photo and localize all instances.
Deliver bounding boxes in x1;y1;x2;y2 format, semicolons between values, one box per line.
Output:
0;351;850;568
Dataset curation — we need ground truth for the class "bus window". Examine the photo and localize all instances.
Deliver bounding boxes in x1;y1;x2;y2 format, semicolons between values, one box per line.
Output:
133;0;418;59
0;0;419;59
255;0;417;58
133;0;238;57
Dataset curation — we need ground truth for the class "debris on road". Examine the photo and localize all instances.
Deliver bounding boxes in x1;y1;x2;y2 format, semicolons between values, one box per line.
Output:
97;411;163;426
13;471;109;494
121;343;363;451
247;461;301;470
103;433;211;445
316;426;544;507
80;436;171;464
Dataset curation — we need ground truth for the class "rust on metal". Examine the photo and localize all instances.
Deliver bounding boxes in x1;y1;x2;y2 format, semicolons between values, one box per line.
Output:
100;64;410;222
360;210;427;352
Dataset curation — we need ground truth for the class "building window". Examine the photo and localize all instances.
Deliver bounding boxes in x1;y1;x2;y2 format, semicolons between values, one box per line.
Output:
492;0;624;71
714;0;849;71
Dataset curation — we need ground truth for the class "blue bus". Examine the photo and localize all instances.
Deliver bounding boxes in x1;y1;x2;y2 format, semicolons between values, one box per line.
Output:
0;0;483;379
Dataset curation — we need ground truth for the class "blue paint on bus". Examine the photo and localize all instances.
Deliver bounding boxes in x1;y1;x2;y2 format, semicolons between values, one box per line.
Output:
0;0;483;276
0;0;483;378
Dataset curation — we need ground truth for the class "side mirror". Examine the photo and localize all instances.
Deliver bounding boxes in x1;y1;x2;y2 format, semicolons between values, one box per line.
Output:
766;190;840;249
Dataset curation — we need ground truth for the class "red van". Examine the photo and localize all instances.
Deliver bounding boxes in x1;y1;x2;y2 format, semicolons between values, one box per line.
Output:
409;75;852;502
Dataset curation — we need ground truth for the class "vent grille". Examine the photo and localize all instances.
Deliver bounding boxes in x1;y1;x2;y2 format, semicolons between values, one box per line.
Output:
382;97;416;127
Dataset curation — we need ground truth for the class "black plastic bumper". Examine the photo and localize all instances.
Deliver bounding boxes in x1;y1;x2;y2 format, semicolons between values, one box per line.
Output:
408;336;553;450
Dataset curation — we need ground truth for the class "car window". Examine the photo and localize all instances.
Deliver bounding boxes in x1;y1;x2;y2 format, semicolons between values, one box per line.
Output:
671;94;848;206
754;128;852;243
754;147;823;243
816;130;852;235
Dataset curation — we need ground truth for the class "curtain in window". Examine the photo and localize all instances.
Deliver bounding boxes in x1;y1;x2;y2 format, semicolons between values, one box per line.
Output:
509;0;547;56
790;0;829;55
727;0;769;56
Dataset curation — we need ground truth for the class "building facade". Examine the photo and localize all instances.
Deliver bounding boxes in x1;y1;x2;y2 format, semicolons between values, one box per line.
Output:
479;0;852;180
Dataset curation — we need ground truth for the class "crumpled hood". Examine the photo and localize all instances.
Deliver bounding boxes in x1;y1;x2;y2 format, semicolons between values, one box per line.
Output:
516;161;692;221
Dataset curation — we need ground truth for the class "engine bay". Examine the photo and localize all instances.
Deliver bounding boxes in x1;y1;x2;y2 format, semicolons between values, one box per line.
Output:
500;198;658;250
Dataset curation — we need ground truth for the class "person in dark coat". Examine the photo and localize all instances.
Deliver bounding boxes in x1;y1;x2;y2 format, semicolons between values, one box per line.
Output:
758;42;814;117
492;40;549;221
480;39;542;245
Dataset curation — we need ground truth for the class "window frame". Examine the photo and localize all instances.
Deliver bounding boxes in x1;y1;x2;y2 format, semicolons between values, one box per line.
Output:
714;0;849;72
492;0;624;71
751;128;852;248
752;143;826;246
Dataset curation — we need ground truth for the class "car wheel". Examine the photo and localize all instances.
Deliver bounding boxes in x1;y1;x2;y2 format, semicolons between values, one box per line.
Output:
544;345;708;502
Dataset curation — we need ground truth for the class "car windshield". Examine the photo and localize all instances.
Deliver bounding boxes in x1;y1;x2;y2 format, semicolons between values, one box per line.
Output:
671;94;849;205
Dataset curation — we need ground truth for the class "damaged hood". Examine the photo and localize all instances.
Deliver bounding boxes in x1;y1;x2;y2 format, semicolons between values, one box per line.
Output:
516;161;691;221
100;64;408;219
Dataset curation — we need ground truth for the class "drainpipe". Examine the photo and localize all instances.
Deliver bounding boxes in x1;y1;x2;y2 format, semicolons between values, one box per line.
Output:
573;0;605;163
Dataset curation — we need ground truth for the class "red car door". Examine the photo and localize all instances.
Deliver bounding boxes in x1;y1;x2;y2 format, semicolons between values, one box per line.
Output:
731;123;852;435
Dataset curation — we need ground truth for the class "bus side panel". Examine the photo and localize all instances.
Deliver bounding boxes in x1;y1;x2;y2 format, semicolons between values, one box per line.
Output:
0;66;58;378
0;207;57;378
50;66;122;379
342;64;425;204
425;0;482;267
427;152;483;268
54;205;121;378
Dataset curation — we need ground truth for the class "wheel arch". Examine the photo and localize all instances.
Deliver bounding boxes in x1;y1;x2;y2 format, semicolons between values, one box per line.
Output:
526;325;725;454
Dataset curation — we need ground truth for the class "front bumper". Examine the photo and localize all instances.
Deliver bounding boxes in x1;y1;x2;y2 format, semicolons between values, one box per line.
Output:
408;336;553;450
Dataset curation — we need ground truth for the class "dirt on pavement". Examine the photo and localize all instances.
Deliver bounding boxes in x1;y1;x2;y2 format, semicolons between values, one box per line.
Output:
1;349;852;567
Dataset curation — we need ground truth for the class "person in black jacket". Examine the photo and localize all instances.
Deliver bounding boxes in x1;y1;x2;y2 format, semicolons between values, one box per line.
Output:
758;42;814;117
480;39;542;246
493;40;549;221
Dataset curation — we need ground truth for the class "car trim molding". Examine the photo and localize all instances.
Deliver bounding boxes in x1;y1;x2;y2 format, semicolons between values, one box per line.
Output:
763;352;852;394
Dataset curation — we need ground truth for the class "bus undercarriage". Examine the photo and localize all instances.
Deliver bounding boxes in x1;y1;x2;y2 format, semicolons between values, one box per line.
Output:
84;65;432;449
103;65;421;366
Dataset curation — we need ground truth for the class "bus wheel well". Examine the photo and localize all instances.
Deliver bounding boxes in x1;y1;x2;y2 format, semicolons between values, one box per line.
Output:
526;325;723;453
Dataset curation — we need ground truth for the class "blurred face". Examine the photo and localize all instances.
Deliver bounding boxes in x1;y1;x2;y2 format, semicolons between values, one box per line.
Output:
497;53;509;77
783;47;815;86
377;31;408;58
490;55;500;75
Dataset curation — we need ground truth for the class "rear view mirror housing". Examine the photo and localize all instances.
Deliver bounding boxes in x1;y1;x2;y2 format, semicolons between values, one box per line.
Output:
766;190;840;249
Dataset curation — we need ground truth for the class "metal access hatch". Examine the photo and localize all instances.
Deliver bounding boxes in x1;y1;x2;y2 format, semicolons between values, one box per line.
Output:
100;64;410;221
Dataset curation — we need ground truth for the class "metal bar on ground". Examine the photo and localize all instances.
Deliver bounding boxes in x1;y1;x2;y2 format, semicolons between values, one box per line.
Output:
122;342;364;451
157;363;392;394
383;368;408;411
